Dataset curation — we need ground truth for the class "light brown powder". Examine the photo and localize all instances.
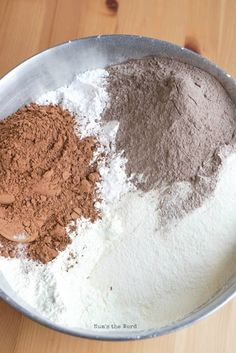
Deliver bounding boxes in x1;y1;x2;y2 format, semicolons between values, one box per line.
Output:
104;57;236;219
105;57;236;188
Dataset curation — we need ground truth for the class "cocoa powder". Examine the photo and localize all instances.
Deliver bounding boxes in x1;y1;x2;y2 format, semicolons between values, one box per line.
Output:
0;104;99;263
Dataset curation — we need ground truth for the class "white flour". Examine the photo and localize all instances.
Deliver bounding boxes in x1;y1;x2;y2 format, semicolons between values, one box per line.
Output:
0;69;236;330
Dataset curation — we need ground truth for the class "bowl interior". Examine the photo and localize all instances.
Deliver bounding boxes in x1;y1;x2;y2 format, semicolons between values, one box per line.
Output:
0;35;236;340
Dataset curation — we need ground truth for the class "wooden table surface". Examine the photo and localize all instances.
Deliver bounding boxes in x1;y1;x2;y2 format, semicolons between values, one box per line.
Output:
1;0;236;352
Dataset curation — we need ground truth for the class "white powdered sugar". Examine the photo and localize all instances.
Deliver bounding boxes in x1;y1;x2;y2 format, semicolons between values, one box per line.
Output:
38;69;109;139
1;68;236;331
38;69;134;207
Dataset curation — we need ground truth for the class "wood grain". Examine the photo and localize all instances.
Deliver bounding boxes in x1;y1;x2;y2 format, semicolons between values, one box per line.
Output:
1;0;236;352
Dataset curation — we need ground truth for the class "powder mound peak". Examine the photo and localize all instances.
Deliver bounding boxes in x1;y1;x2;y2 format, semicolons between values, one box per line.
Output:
105;57;236;190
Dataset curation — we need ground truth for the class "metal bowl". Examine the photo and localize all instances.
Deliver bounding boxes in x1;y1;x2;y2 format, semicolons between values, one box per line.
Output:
0;35;236;341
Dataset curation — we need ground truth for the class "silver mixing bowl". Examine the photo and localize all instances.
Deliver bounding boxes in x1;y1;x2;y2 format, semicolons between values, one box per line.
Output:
0;35;236;340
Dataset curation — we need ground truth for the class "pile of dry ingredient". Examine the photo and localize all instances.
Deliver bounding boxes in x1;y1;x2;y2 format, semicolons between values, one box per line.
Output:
105;57;236;218
0;104;99;263
0;57;236;331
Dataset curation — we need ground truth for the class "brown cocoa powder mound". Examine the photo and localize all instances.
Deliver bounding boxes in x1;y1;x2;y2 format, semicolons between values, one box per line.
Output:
104;57;236;190
0;104;100;263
